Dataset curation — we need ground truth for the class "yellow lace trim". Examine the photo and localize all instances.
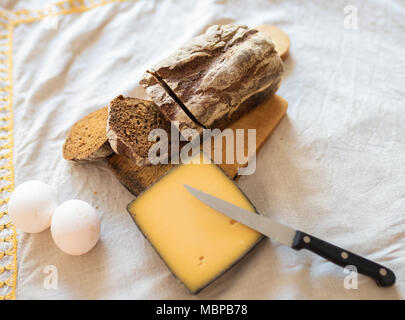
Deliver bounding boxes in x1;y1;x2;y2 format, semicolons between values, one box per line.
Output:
0;9;16;300
0;0;133;300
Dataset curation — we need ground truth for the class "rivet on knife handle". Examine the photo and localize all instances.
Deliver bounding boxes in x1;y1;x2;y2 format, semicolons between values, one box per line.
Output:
292;231;396;287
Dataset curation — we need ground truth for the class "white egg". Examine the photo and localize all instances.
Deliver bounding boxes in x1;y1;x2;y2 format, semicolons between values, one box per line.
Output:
51;199;100;255
8;180;58;233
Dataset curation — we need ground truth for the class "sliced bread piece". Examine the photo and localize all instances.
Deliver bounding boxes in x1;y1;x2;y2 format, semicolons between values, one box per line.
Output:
63;107;112;162
106;95;171;166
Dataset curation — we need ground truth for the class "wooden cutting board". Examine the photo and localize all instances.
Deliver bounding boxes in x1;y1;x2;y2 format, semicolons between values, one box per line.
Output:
107;94;288;196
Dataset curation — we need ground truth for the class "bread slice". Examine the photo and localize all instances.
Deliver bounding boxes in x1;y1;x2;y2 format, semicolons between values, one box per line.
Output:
140;24;283;131
106;95;171;166
63;107;112;162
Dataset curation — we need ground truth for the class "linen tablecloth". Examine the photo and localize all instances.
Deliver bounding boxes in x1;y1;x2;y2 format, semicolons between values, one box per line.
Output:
0;0;404;299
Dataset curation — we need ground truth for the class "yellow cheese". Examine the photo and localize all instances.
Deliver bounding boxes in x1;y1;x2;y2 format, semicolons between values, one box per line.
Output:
127;153;262;293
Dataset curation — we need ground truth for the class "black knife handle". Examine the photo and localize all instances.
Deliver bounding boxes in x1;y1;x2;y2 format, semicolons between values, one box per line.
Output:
292;231;396;287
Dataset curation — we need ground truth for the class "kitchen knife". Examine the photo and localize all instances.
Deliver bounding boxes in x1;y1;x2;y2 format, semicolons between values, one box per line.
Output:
184;184;396;287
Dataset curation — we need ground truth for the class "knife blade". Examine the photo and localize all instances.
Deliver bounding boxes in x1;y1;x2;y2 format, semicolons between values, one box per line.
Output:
184;184;396;287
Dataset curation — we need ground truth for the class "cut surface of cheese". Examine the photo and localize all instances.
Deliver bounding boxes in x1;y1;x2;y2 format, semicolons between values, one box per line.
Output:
127;153;262;293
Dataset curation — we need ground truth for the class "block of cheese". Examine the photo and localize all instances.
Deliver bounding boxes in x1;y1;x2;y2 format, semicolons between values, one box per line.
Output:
127;153;263;293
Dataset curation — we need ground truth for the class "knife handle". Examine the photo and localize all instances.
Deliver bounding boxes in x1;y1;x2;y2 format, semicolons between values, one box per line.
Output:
292;231;396;287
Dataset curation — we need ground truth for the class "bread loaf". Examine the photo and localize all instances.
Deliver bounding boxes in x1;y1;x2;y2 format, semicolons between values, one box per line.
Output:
140;73;200;132
63;107;112;162
140;24;283;131
106;95;171;166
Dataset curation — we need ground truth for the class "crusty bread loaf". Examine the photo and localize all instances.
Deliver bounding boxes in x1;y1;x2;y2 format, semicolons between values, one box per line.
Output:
63;107;112;162
140;73;200;133
106;95;171;166
140;24;283;131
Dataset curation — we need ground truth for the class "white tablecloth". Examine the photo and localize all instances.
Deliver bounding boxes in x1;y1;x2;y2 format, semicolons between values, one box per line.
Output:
2;0;404;299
